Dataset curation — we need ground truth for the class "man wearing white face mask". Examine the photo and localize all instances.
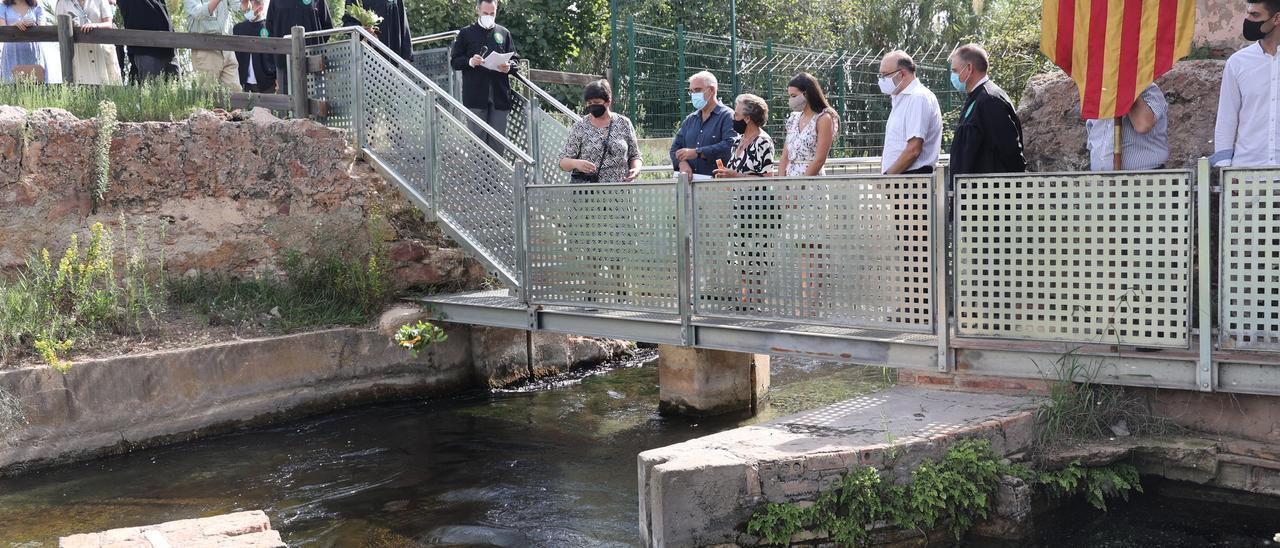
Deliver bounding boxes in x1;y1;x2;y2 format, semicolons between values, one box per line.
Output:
450;0;518;153
877;51;942;175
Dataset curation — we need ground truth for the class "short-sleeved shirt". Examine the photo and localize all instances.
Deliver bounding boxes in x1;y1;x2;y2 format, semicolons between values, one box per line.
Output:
1086;83;1169;171
881;79;943;173
560;113;641;183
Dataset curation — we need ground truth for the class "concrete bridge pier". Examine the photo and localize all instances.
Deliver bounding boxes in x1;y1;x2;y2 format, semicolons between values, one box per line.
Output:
656;345;769;417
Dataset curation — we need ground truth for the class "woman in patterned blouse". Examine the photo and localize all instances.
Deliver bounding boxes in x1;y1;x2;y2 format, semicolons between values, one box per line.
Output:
713;93;775;178
559;79;642;183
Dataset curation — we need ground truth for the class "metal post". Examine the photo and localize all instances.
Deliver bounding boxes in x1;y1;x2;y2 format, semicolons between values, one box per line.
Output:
608;0;618;95
350;33;364;148
933;168;951;372
676;24;686;89
729;0;739;98
627;16;637;121
289;26;309;118
764;39;773;106
1197;157;1214;391
56;14;73;84
528;96;541;184
677;172;693;346
513;161;530;305
426;89;440;217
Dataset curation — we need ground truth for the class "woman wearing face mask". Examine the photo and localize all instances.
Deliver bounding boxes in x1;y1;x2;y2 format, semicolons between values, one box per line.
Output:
777;72;838;177
559;80;642;183
713;94;774;178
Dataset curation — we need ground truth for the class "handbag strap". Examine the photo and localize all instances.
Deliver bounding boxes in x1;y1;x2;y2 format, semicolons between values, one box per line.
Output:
597;116;614;168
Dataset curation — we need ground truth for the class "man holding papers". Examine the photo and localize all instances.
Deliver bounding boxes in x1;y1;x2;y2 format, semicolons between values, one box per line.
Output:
450;0;518;153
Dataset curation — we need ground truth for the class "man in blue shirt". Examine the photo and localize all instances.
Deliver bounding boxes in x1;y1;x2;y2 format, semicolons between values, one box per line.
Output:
671;71;737;177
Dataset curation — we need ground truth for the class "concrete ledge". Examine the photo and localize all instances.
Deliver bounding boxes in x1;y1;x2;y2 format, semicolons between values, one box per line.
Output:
0;326;475;475
60;510;284;547
637;386;1042;547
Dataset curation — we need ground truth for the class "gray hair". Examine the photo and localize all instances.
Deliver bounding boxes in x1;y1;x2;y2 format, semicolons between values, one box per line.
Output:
735;93;768;127
688;71;718;89
886;50;916;73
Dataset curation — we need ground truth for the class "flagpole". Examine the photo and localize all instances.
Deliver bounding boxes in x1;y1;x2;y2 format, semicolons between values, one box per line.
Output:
1112;116;1123;170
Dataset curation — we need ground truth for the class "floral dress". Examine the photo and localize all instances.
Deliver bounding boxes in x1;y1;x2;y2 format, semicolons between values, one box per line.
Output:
0;4;46;82
784;109;838;176
726;131;774;176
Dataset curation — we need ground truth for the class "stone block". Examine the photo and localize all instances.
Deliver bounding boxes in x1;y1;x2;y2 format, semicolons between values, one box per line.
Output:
656;345;769;417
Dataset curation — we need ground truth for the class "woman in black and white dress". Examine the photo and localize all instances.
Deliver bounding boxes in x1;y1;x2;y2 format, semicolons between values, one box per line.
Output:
559;79;641;183
713;93;774;178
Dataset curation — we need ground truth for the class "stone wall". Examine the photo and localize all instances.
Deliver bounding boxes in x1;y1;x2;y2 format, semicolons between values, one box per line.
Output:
1018;60;1223;172
0;106;484;290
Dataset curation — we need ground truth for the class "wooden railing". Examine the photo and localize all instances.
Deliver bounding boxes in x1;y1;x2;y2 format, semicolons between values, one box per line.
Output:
0;14;328;117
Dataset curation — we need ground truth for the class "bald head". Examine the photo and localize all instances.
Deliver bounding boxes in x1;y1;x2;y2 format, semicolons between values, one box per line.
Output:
878;50;917;95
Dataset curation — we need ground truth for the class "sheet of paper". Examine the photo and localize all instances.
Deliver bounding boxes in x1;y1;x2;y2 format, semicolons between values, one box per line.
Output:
482;51;515;71
671;172;714;181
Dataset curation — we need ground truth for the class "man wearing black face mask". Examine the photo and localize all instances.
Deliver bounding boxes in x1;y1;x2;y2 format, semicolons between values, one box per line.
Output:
1213;0;1280;167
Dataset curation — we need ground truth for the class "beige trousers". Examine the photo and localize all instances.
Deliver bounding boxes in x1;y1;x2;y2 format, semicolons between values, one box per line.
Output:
191;49;242;92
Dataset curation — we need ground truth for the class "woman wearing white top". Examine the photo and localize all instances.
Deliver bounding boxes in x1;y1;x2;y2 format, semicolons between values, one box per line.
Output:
55;0;122;84
777;72;838;177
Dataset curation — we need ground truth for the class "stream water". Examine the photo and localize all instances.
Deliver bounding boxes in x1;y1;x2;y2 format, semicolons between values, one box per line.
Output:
0;350;1276;547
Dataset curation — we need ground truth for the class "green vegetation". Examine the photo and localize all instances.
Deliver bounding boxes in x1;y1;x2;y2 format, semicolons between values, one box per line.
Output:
1;219;395;370
394;320;448;356
746;438;1144;546
0;79;230;122
1035;350;1177;448
93;100;118;208
0;221;164;371
169;245;389;333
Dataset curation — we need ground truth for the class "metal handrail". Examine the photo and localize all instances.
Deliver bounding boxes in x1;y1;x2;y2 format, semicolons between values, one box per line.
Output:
637;154;952;175
512;72;582;124
412;30;459;46
305;27;534;165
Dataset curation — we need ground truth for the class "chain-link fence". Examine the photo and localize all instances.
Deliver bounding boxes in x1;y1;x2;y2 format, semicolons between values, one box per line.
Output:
611;20;965;157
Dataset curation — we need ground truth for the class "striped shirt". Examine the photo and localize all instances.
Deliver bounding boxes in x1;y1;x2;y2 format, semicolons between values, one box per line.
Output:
1085;84;1169;171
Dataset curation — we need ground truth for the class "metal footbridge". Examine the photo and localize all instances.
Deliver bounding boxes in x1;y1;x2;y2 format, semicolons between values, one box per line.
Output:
302;27;1280;396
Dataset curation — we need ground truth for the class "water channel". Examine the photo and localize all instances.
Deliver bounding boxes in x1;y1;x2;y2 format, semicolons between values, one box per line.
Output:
0;350;1276;546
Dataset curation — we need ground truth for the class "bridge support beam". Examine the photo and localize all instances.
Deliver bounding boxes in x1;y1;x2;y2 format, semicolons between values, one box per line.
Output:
656;345;769;417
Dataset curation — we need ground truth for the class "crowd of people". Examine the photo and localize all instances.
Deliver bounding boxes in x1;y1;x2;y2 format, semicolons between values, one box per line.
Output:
0;0;412;91
546;0;1280;182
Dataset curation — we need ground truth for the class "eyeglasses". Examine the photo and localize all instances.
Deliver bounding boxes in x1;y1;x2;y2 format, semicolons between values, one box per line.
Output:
878;69;902;79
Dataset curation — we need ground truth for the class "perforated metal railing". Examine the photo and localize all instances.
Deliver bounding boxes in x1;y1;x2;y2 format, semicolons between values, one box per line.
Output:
692;175;935;332
1220;168;1280;351
526;182;680;312
954;170;1194;348
306;27;534;289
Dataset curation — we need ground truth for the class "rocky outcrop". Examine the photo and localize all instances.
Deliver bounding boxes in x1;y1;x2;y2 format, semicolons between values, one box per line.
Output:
1017;60;1224;172
0;107;485;290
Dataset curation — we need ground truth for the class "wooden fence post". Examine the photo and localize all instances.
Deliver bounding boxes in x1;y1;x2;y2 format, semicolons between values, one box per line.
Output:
289;25;308;118
56;14;73;83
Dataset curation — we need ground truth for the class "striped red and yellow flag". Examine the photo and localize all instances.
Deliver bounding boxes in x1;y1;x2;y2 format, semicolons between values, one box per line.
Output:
1041;0;1195;120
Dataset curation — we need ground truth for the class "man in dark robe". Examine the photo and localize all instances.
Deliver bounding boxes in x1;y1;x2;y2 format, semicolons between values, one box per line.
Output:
946;43;1026;177
232;0;277;92
117;0;178;81
265;0;332;93
450;0;517;152
342;0;412;60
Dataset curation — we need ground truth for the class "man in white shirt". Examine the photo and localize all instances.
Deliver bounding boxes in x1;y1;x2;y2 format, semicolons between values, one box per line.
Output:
1213;0;1280;167
877;51;942;174
1086;84;1169;171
